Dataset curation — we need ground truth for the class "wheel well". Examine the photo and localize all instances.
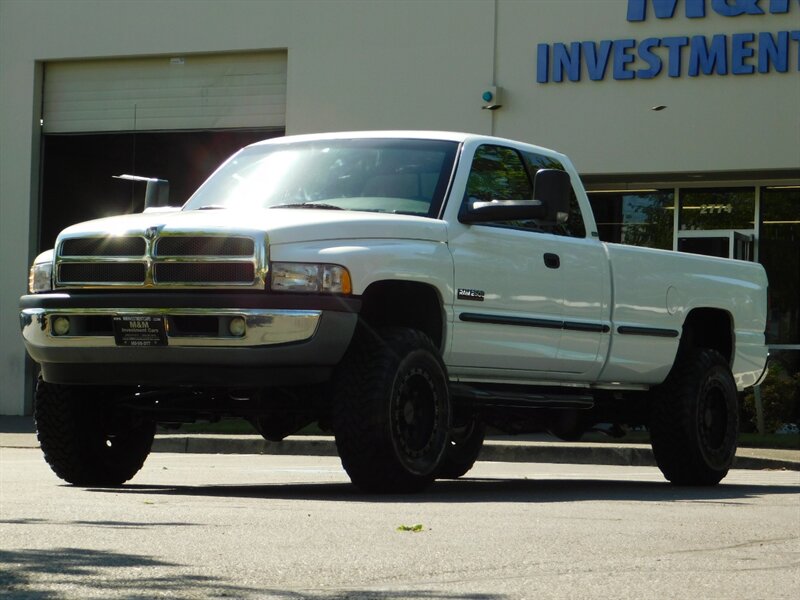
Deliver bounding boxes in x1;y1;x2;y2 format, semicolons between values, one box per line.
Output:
358;281;444;351
681;308;733;364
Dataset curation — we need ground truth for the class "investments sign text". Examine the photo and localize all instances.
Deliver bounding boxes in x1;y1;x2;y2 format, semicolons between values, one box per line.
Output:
536;0;800;83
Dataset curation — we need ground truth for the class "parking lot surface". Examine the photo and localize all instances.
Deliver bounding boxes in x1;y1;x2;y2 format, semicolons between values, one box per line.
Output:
1;449;799;599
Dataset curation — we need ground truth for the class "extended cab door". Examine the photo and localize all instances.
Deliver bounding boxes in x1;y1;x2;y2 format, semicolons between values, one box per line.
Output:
447;144;610;381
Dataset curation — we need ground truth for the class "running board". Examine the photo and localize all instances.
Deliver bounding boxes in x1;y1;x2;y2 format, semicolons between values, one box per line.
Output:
450;383;595;410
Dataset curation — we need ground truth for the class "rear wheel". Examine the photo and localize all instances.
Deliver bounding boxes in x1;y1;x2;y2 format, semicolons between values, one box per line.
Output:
34;377;155;486
333;327;450;493
649;349;738;486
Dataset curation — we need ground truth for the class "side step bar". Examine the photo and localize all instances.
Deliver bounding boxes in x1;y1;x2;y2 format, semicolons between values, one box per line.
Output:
450;383;595;410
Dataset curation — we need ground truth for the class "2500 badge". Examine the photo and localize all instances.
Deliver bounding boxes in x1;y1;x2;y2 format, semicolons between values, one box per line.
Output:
457;288;485;301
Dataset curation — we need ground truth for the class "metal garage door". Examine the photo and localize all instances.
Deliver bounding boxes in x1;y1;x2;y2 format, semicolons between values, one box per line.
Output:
42;52;287;133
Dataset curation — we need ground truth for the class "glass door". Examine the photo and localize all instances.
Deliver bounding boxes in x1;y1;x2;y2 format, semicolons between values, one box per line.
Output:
677;187;756;260
677;230;753;260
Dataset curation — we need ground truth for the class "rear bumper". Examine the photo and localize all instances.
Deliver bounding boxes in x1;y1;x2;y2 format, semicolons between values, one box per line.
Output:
20;292;360;386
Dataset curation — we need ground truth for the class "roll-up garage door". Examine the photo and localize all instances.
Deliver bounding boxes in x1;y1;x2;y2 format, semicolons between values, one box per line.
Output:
42;52;287;133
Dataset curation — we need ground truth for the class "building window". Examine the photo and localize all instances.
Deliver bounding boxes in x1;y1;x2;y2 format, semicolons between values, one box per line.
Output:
679;187;755;231
587;190;673;249
760;186;800;345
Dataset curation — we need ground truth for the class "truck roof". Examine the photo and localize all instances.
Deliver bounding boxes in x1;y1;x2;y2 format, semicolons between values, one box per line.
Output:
250;131;473;146
248;131;566;162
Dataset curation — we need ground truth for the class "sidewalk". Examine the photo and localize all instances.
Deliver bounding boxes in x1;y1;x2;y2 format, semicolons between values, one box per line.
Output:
2;416;799;472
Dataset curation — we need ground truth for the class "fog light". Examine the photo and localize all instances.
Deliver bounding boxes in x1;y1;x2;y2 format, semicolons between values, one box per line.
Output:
52;316;71;336
229;316;246;337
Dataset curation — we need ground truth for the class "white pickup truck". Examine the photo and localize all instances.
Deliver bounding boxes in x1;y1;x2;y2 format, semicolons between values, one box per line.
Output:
20;131;769;492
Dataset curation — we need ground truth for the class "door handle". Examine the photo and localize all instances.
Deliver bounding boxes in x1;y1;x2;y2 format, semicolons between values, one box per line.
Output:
544;253;560;269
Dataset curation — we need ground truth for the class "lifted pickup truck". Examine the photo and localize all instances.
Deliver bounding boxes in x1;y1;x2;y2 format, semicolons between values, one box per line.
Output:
21;131;769;492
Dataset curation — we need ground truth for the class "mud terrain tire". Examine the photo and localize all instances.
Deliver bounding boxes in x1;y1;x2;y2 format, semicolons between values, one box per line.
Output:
333;327;450;493
35;378;155;486
649;349;738;486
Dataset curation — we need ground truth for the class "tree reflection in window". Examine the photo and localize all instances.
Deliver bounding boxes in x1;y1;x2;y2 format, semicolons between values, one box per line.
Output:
679;188;755;231
463;144;586;238
465;145;532;201
588;190;674;250
760;187;800;345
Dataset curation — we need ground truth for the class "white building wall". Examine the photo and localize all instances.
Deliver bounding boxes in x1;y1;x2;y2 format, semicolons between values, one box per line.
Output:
1;0;798;414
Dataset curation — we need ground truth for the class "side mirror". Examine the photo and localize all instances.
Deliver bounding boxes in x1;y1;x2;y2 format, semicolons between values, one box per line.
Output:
533;169;571;224
144;179;170;210
458;168;572;224
113;174;171;211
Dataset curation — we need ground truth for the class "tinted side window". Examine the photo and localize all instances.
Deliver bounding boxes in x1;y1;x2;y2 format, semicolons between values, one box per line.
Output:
523;152;586;238
465;145;532;201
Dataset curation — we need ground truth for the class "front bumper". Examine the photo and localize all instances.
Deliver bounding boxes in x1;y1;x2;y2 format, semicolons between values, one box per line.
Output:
20;292;360;386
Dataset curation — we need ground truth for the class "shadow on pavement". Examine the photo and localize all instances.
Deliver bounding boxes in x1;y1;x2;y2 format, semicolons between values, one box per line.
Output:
0;517;200;529
0;547;506;600
85;476;800;505
0;547;251;599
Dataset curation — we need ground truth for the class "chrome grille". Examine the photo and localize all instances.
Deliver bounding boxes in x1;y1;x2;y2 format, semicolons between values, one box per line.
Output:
61;237;146;257
156;236;254;257
55;232;265;289
154;263;255;283
59;262;147;284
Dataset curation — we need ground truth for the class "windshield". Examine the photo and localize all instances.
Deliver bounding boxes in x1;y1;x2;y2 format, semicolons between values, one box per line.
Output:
183;138;459;217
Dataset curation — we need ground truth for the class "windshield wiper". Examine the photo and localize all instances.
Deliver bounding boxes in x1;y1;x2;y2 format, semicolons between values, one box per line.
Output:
196;205;229;210
270;202;344;210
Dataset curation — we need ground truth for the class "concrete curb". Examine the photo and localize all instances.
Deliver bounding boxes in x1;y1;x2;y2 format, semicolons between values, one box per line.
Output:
3;422;797;472
149;434;800;472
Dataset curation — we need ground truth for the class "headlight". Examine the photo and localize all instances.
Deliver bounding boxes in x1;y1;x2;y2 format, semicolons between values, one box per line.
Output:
28;250;54;293
270;262;352;294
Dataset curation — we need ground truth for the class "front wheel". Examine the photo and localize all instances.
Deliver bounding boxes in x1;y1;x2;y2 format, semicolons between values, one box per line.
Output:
649;349;738;486
34;378;155;486
333;327;450;493
436;418;485;479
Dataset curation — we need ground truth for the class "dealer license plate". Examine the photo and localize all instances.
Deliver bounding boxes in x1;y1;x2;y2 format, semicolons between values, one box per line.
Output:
113;315;168;347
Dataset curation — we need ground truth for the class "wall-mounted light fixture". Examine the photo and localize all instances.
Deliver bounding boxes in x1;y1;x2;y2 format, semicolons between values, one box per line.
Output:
481;86;503;110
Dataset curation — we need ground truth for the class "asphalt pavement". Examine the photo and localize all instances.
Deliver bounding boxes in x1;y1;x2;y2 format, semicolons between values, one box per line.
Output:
3;450;800;599
1;415;798;472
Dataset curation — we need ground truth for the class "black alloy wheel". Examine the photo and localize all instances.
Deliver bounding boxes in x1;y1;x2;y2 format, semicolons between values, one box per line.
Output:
34;377;155;486
650;348;739;486
333;327;450;493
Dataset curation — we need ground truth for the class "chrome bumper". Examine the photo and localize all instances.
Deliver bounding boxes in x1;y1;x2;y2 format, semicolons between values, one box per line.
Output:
19;292;360;385
20;307;321;349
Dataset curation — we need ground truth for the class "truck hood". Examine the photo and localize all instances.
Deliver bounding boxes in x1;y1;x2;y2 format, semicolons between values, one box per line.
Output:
57;208;449;246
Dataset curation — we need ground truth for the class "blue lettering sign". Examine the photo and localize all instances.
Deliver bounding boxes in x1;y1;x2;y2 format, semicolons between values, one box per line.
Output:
637;38;664;78
661;36;690;76
689;34;728;75
711;0;764;17
627;0;797;20
537;44;549;83
770;0;792;12
628;0;704;20
793;31;800;64
582;40;614;80
536;1;799;83
731;32;756;73
613;39;637;79
758;31;789;71
553;42;582;82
